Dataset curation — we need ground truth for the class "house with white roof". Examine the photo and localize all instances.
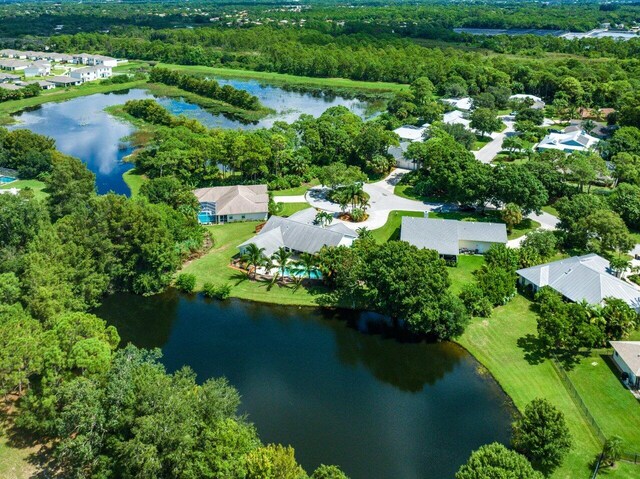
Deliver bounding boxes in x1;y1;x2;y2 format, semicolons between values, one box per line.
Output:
389;124;430;170
193;184;269;224
24;61;51;78
610;341;640;390
517;254;640;311
537;130;599;154
441;97;473;111
70;65;112;82
400;217;507;260
0;59;29;71
510;94;545;110
238;214;357;257
443;110;471;129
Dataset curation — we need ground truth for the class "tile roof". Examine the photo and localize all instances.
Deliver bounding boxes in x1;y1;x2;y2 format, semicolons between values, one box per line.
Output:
400;217;507;256
193;184;269;215
517;254;640;311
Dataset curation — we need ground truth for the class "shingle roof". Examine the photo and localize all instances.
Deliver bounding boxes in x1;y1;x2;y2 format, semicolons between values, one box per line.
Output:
0;83;22;91
400;217;507;256
517;254;640;311
193;184;269;215
610;341;640;375
238;215;356;256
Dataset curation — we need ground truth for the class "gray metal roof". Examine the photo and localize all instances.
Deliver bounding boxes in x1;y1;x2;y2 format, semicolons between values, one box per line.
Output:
238;215;355;256
400;217;507;256
610;341;640;375
517;254;640;311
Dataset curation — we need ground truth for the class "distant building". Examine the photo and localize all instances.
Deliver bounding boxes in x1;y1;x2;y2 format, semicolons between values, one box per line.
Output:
193;185;269;224
509;94;545;110
441;97;473;111
0;83;23;91
537;130;599;153
0;72;19;83
72;53;118;67
238;215;357;257
516;254;640;311
443;110;471;129
24;61;51;77
400;217;507;260
48;75;82;87
70;65;112;82
0;49;26;59
389;124;429;170
610;341;640;390
0;59;29;71
18;80;55;90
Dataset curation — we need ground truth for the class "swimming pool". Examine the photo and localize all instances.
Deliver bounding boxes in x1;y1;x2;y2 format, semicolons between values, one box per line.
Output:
283;267;323;280
0;176;16;184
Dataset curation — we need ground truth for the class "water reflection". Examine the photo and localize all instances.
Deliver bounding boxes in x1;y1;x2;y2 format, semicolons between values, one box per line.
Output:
96;291;512;479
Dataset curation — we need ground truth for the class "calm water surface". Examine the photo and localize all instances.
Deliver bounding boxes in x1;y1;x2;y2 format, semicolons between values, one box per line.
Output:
10;80;375;194
96;291;513;479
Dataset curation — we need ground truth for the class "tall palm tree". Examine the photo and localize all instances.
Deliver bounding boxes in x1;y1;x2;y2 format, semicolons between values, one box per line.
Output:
314;211;333;227
356;227;373;241
240;243;265;279
271;247;293;283
297;253;317;279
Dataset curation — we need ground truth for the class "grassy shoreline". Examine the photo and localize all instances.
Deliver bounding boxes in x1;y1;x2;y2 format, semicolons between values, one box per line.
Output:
156;63;408;94
0;80;147;125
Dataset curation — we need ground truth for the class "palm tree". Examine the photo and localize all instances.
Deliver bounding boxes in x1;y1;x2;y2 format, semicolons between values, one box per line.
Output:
240;243;265;279
602;436;623;467
356;227;373;241
314;211;333;227
297;253;317;279
271;247;293;284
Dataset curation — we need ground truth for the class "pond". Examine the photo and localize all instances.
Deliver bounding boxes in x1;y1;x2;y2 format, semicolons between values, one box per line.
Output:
9;79;376;195
95;291;513;479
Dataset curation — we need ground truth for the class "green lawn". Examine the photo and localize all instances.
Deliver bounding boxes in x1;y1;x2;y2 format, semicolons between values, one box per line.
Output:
393;184;439;203
122;169;147;197
271;179;319;196
0;179;48;200
180;222;327;307
448;255;484;295
371;210;425;243
472;135;493;151
567;350;640;452
156;63;408;93
277;202;310;217
428;211;540;240
0;436;34;479
458;295;603;479
0;80;147;125
542;204;559;217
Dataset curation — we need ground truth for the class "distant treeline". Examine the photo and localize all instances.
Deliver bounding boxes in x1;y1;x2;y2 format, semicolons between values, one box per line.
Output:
149;67;262;111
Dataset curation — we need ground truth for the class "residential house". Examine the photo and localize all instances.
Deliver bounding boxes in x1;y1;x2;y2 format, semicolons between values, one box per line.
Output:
24;61;51;78
443;110;471;129
238;215;357;257
537;130;599;153
0;83;23;92
70;65;112;82
610;341;640;389
193;185;269;224
0;50;26;59
48;75;82;87
441;97;473;111
509;94;545;110
17;80;55;90
400;217;507;260
0;59;29;71
0;73;19;83
388;124;429;170
72;53;117;67
516;254;640;311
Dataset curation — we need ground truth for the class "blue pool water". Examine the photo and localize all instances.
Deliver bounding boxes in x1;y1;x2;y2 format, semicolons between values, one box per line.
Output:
283;267;322;280
198;212;216;224
0;176;16;184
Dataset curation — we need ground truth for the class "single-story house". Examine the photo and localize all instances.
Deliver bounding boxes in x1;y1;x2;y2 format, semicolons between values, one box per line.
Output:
17;80;55;90
70;65;112;82
238;214;357;257
0;49;26;59
441;97;473;111
0;83;23;91
537;130;599;153
24;61;51;77
516;254;640;311
389;124;429;170
400;217;508;259
0;73;19;83
193;184;269;224
509;94;545;110
610;341;640;389
0;59;29;71
443;110;471;129
48;75;82;87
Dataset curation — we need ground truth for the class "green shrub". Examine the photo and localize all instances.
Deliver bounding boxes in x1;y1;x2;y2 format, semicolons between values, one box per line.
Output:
175;273;197;293
203;282;232;300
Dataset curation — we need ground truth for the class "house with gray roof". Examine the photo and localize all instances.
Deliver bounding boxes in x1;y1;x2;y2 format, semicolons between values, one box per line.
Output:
400;217;507;259
516;254;640;311
610;341;640;390
49;75;82;87
193;184;269;224
238;215;357;257
537;130;599;153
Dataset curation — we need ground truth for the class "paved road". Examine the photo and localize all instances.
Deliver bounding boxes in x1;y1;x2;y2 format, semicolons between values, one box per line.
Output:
305;168;438;230
473;119;514;164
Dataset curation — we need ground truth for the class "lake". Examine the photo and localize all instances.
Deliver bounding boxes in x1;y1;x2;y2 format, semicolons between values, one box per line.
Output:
9;80;376;195
96;291;513;479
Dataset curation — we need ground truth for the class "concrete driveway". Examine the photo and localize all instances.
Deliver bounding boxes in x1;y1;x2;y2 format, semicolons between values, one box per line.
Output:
473;118;514;164
305;168;438;230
